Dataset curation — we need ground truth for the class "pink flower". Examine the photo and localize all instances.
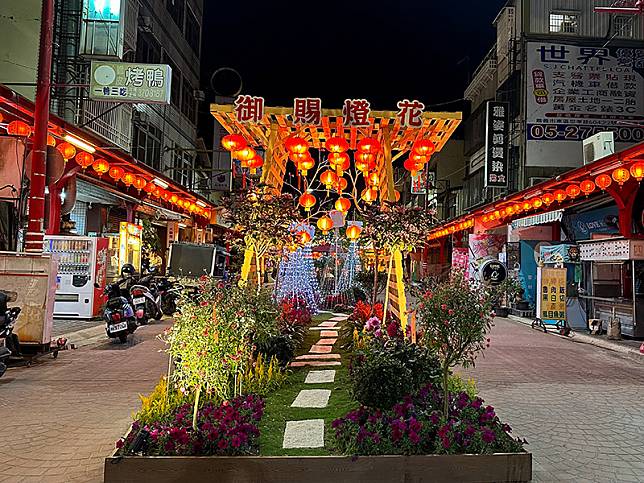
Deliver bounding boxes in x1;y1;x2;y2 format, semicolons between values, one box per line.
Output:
441;304;447;310
115;439;124;449
448;309;454;315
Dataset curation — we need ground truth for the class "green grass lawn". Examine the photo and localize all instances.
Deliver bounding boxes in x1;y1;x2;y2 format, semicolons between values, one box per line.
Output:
259;312;358;456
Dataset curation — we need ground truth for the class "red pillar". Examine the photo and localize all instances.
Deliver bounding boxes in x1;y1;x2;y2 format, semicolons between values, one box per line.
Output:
45;183;61;235
25;0;54;252
606;181;641;238
126;203;137;223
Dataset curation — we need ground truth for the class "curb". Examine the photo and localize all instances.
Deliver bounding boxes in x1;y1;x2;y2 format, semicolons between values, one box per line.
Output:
505;315;644;363
56;324;106;348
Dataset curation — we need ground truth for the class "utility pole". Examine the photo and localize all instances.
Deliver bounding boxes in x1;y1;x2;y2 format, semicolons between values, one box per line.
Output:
25;0;54;252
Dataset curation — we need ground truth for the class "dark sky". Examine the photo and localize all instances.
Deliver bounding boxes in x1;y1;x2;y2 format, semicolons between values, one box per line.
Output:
201;0;507;111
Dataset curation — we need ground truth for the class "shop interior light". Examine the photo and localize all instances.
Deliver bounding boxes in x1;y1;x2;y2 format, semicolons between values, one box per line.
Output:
63;134;96;154
178;223;187;229
152;178;169;189
195;200;206;208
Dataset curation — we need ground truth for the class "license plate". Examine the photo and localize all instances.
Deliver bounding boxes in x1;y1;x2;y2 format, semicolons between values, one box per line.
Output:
133;297;145;305
109;322;128;333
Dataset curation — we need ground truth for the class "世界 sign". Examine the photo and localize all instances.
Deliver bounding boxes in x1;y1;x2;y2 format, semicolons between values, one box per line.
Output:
484;101;509;189
90;61;172;104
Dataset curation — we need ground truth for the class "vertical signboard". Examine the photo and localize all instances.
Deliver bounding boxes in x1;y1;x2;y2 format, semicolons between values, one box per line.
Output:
484;101;509;189
538;267;567;321
526;41;644;167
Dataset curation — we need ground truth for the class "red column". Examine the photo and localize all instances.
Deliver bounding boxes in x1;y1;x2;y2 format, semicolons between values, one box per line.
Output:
45;183;61;235
25;0;54;252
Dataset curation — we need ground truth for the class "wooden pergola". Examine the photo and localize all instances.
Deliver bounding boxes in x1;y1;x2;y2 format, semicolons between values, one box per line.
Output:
210;104;462;199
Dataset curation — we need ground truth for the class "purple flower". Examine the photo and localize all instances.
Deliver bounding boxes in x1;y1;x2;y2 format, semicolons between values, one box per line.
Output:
409;431;421;444
482;429;496;444
374;328;383;338
231;436;242;448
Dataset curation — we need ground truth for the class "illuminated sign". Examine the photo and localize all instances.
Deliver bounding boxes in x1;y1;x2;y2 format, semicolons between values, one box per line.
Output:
84;0;121;21
90;61;172;104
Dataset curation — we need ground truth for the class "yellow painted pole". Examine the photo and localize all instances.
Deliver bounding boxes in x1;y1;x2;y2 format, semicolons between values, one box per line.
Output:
382;250;394;326
239;246;254;286
393;249;408;334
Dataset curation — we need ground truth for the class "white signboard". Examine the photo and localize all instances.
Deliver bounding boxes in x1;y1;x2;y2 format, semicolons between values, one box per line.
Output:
579;239;644;261
526;41;644;167
90;61;172;104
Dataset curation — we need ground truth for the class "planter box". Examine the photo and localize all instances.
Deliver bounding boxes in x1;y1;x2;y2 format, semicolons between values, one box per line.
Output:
104;453;531;483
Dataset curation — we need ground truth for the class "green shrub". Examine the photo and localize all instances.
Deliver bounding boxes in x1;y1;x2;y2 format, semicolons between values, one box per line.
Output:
447;373;478;399
134;376;188;426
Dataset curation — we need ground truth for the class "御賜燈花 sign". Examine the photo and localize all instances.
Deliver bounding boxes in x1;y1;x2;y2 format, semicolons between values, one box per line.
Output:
484;101;509;189
90;61;172;104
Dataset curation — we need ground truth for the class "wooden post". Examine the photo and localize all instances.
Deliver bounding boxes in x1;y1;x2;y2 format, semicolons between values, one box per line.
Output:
381;126;396;202
393;249;408;333
239;246;254;286
382;250;394;326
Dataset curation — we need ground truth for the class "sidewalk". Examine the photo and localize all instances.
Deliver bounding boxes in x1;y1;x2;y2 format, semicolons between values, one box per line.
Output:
52;318;106;349
505;314;644;363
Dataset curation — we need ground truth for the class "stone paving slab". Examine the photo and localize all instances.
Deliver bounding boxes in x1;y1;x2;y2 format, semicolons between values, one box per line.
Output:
318;321;338;328
317;338;337;346
328;316;347;322
295;353;341;360
305;370;336;384
291;389;331;408
282;419;325;449
319;330;338;338
310;344;332;354
289;361;341;367
332;313;349;318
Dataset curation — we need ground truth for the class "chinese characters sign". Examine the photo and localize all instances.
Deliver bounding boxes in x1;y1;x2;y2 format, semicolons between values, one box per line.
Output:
90;61;171;104
526;42;644;167
484;101;509;189
234;95;265;123
540;267;567;321
293;98;321;125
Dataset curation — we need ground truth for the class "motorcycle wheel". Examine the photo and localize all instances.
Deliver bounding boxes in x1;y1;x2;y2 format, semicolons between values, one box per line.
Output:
118;333;128;343
161;299;176;316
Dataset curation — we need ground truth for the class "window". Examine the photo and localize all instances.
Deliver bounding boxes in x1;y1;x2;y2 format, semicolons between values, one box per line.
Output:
614;15;634;38
136;32;161;64
133;123;162;171
181;80;196;123
549;13;578;34
185;8;201;56
166;0;185;30
164;56;182;107
172;145;193;188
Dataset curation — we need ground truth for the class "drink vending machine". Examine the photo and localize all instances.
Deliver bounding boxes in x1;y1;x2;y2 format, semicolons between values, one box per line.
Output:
43;236;109;318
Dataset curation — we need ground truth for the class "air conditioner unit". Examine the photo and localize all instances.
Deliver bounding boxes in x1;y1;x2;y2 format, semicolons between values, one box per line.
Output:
583;132;614;164
529;177;550;187
132;109;149;124
194;90;206;102
139;16;153;32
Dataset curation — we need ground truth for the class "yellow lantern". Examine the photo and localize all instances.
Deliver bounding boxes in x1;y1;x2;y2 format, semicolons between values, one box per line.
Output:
346;224;362;240
317;215;333;234
299;192;317;212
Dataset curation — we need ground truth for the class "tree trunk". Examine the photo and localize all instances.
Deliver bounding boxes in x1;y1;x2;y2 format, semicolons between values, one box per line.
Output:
442;365;450;421
192;384;202;430
372;249;379;309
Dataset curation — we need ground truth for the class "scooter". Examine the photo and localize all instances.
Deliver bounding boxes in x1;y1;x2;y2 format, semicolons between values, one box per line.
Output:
0;290;21;378
156;277;182;316
130;267;162;325
103;280;138;343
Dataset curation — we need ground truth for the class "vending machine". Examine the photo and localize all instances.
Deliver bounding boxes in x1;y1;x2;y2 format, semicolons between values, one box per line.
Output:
43;236;109;318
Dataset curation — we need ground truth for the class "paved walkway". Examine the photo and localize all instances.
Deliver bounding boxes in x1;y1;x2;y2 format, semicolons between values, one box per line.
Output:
283;313;346;449
464;317;644;483
0;321;171;483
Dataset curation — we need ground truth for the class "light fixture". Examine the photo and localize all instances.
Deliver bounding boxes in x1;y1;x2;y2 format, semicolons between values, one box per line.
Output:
178;223;187;229
196;200;206;208
153;178;169;189
63;134;96;154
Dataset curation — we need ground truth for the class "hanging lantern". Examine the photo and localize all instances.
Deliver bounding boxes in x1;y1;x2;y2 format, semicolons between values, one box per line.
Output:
317;215;333;234
531;197;543;209
328;152;349;170
361;187;378;203
152;187;162;198
522;201;531;211
108;166;125;181
320;169;338;189
595;174;612;190
554;189;567;203
325;136;348;153
221;134;246;151
357;137;380;154
355;152;376;173
629;162;644;182
335;176;348;192
412;139;435;157
513;203;523;213
6;120;32;137
289;152;308;165
482;215;489;223
47;134;56;147
580;179;596;195
285;136;309;155
143;182;155;194
75;151;94;169
612;167;630;186
246;155;264;175
542;193;554;205
346;224;362;241
188;201;196;211
170;194;179;204
410;153;428;165
298;155;315;176
565;184;581;198
505;206;513;216
91;158;110;176
299;192;317;212
297;230;312;244
335;197;351;213
122;172;135;187
56;142;76;160
233;146;256;165
403;158;423;177
367;172;380;187
133;176;147;192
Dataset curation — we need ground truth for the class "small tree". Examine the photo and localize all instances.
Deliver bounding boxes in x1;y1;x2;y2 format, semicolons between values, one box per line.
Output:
415;271;494;418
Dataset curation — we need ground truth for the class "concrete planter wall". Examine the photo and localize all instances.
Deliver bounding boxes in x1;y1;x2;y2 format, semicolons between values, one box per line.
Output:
104;453;532;483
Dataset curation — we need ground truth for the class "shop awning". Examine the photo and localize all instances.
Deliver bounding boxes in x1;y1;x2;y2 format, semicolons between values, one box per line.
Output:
511;209;564;229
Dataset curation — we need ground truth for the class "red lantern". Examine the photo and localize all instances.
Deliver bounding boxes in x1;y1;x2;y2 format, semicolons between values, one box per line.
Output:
542;193;554;205
346;224;362;240
75;151;94;169
531;197;543;209
152;187;162;198
522;201;531;211
612;167;630;185
580;180;596;195
298;155;315;176
336;176;348;192
513;203;523;213
109;166;125;181
91;158;110;176
133;176;147;192
57;142;76;160
246;155;264;175
289;152;308;164
410;153;428;165
553;189;567;203
335;197;351;213
328;152;349;170
143;182;155;194
355;152;375;173
317;216;333;234
221;134;246;151
357;137;380;154
285;137;309;155
565;184;581;198
367;172;380;187
630;162;644;182
299;192;317;212
412;139;435;157
325;136;348;153
47;135;56;147
320;169;338;189
404;158;423;177
595;174;612;190
122;172;135;187
170;194;179;204
6;120;32;137
234;147;256;165
361;187;378;203
297;230;312;244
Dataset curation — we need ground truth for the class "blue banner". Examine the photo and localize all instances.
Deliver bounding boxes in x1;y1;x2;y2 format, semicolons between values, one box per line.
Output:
562;205;619;241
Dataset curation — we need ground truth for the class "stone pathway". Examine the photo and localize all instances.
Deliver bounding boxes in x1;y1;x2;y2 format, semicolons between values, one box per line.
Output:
283;313;348;449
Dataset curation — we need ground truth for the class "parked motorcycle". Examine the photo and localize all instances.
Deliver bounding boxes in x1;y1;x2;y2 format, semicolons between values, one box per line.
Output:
0;290;21;377
103;279;138;343
156;277;182;316
130;267;162;325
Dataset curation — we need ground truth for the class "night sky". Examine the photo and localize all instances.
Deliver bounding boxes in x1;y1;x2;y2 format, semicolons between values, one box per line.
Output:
201;0;507;109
